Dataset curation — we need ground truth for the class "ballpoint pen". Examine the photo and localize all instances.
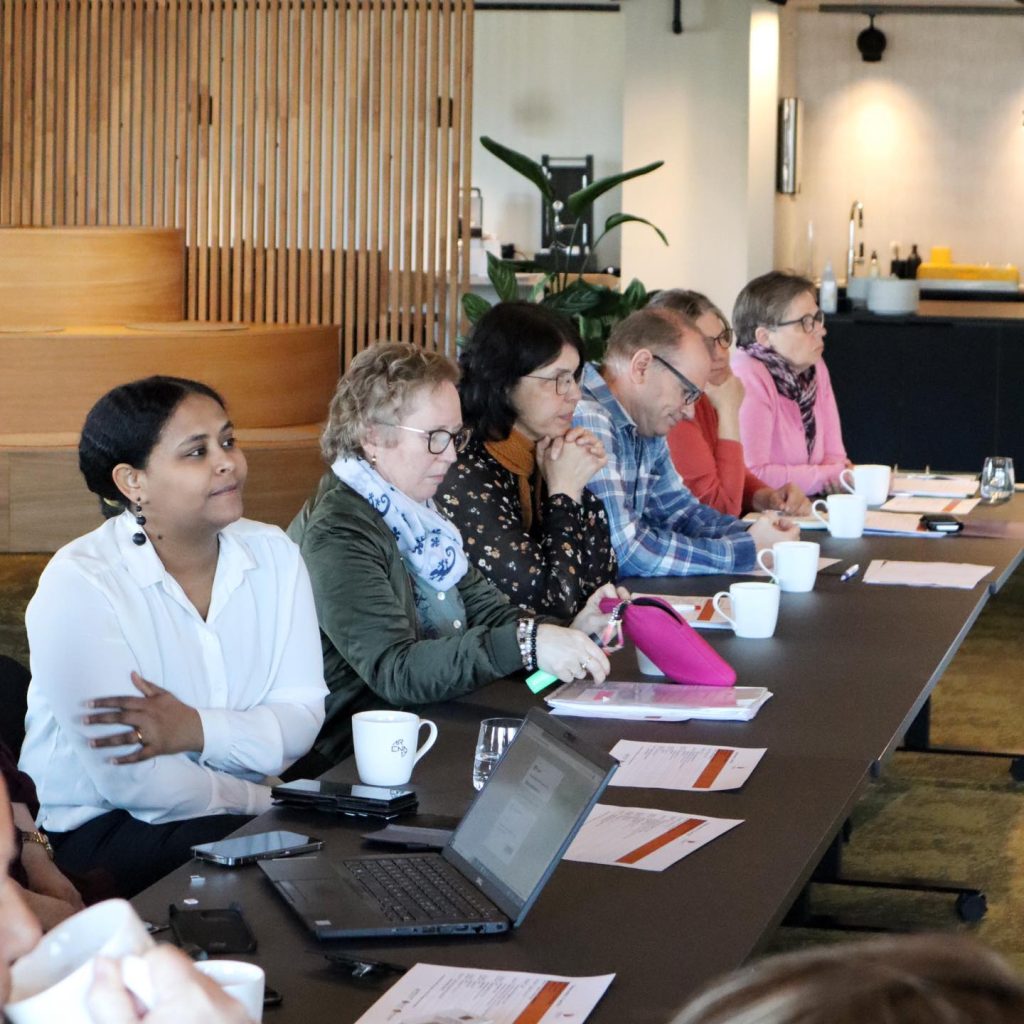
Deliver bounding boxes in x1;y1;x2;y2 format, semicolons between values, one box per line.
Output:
839;564;861;583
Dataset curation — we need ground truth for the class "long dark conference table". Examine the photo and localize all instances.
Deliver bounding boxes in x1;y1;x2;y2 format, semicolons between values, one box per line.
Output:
132;497;1024;1023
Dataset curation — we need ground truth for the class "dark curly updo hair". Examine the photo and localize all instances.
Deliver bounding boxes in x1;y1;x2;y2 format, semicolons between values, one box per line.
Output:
458;301;584;442
79;376;226;516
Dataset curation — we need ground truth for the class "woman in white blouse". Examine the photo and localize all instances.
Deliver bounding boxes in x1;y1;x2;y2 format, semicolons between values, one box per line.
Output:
19;376;327;897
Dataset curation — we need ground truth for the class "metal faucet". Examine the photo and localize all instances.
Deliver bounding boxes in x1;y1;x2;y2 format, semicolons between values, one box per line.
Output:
847;200;865;281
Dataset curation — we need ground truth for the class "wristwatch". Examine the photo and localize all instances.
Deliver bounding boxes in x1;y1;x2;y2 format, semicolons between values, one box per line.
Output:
18;829;55;860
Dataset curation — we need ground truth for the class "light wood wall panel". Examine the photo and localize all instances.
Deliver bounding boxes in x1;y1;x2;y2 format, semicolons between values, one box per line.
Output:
0;0;474;358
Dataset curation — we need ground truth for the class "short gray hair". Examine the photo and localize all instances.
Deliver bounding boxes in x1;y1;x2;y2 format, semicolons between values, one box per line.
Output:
732;271;815;350
320;342;460;462
603;307;695;376
649;290;729;354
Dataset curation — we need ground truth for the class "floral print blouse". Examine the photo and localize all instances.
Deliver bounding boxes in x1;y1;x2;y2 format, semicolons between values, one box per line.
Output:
438;440;617;619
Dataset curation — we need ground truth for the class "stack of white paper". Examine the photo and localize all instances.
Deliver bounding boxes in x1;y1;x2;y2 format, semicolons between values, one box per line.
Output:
881;496;980;515
546;681;772;722
863;559;994;589
889;474;978;499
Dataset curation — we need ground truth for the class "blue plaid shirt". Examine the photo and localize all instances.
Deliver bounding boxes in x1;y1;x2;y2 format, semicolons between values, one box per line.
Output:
574;364;756;578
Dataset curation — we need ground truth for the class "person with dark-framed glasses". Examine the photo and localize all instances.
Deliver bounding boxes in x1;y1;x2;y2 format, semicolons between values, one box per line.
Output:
732;271;850;497
573;307;798;580
650;288;809;517
439;302;617;619
285;342;619;777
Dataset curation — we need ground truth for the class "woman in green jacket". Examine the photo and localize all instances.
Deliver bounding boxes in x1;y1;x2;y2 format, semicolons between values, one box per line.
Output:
287;342;614;776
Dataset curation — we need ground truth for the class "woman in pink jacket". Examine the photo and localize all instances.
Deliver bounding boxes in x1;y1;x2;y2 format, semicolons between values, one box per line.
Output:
731;271;849;496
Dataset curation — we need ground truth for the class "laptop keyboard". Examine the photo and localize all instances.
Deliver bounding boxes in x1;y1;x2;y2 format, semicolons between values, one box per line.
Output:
343;856;503;924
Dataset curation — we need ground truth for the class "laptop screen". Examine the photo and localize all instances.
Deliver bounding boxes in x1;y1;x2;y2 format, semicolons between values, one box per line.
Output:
445;710;616;926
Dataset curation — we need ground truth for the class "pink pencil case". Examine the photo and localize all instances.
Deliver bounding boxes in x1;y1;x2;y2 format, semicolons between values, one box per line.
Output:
600;595;736;687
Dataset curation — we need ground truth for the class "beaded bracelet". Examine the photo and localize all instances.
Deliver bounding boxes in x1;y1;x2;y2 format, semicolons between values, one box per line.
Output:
516;617;538;671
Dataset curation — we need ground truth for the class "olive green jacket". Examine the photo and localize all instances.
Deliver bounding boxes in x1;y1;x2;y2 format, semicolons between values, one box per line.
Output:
287;472;527;765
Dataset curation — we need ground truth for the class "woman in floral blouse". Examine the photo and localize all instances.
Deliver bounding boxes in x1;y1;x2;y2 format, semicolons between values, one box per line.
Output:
439;302;617;618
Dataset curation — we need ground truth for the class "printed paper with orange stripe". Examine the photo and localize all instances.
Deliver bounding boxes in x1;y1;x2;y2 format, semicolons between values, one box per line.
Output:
608;740;765;791
564;804;742;872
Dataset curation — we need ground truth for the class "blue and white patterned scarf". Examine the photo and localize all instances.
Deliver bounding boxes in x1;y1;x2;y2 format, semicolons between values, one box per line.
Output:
332;456;468;591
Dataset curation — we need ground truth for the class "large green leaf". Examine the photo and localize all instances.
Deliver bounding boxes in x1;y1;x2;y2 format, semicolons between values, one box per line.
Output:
565;160;663;218
486;252;520;303
543;281;604;317
461;291;493;324
602;213;668;247
480;136;554;203
527;273;552;304
621;277;649;311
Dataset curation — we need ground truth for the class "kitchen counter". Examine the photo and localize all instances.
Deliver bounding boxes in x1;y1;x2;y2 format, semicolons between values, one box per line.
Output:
831;299;1024;323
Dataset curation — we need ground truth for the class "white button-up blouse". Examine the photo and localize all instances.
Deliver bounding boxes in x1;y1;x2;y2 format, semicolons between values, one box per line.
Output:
20;514;327;832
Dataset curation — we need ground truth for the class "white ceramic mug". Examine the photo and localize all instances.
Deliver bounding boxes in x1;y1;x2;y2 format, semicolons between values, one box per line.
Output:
712;582;780;639
194;959;266;1022
840;464;891;506
811;494;867;539
6;900;155;1024
757;540;820;593
352;710;438;786
636;649;664;676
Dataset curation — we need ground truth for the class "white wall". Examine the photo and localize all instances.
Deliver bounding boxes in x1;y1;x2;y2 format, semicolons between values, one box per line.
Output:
775;11;1024;282
471;10;625;267
620;0;778;311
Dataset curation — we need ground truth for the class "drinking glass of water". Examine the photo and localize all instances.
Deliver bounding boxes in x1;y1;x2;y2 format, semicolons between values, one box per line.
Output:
472;717;522;791
980;456;1015;505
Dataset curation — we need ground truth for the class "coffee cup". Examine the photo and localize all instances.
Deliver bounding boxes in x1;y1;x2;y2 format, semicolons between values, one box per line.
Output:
712;582;780;639
811;494;866;539
757;540;820;593
194;959;266;1022
839;464;891;506
352;710;438;786
7;899;154;1024
636;649;664;676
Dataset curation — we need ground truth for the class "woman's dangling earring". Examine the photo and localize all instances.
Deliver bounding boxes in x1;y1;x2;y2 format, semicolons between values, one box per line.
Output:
132;500;147;546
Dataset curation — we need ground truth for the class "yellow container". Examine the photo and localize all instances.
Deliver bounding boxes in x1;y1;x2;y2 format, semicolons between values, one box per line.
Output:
917;246;1018;284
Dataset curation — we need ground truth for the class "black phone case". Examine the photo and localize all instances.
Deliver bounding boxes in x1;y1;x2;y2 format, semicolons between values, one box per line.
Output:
169;903;257;954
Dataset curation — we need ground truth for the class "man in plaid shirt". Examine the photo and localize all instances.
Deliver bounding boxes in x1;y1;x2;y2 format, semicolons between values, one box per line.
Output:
573;307;798;577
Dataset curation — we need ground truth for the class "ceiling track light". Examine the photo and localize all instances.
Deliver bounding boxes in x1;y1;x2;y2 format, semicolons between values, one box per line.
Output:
856;12;886;61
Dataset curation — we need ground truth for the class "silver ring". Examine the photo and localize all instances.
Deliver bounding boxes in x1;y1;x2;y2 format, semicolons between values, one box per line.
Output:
578;659;588;673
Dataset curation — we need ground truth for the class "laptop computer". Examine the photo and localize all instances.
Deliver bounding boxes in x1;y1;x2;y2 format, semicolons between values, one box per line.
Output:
259;708;617;938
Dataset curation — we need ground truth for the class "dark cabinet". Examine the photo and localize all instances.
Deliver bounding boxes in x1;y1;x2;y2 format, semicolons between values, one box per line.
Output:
824;314;1018;472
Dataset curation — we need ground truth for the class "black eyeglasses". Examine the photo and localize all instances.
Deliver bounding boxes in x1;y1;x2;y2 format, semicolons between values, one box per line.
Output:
705;327;733;350
652;354;703;405
384;423;472;455
521;366;584;396
772;309;825;334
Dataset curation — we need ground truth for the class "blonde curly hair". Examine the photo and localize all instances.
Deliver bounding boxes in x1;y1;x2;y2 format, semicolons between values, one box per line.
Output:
321;342;460;462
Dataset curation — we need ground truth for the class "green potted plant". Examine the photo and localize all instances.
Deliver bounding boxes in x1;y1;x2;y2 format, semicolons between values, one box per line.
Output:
462;136;668;361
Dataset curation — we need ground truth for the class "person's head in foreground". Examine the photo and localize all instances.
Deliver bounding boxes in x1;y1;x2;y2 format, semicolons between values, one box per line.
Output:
732;270;826;376
601;306;711;437
79;375;245;543
672;933;1024;1024
459;301;585;442
321;341;466;503
649;290;733;387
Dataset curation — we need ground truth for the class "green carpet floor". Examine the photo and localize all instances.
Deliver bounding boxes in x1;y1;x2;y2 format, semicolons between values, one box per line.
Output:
2;554;1023;967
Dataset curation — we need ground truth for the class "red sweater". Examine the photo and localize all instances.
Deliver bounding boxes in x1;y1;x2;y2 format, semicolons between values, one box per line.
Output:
667;396;767;516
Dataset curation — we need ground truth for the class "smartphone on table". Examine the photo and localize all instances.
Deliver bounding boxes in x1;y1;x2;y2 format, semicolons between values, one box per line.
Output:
191;830;323;867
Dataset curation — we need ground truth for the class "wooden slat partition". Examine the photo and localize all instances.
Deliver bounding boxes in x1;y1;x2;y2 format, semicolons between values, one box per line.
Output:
0;0;474;358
